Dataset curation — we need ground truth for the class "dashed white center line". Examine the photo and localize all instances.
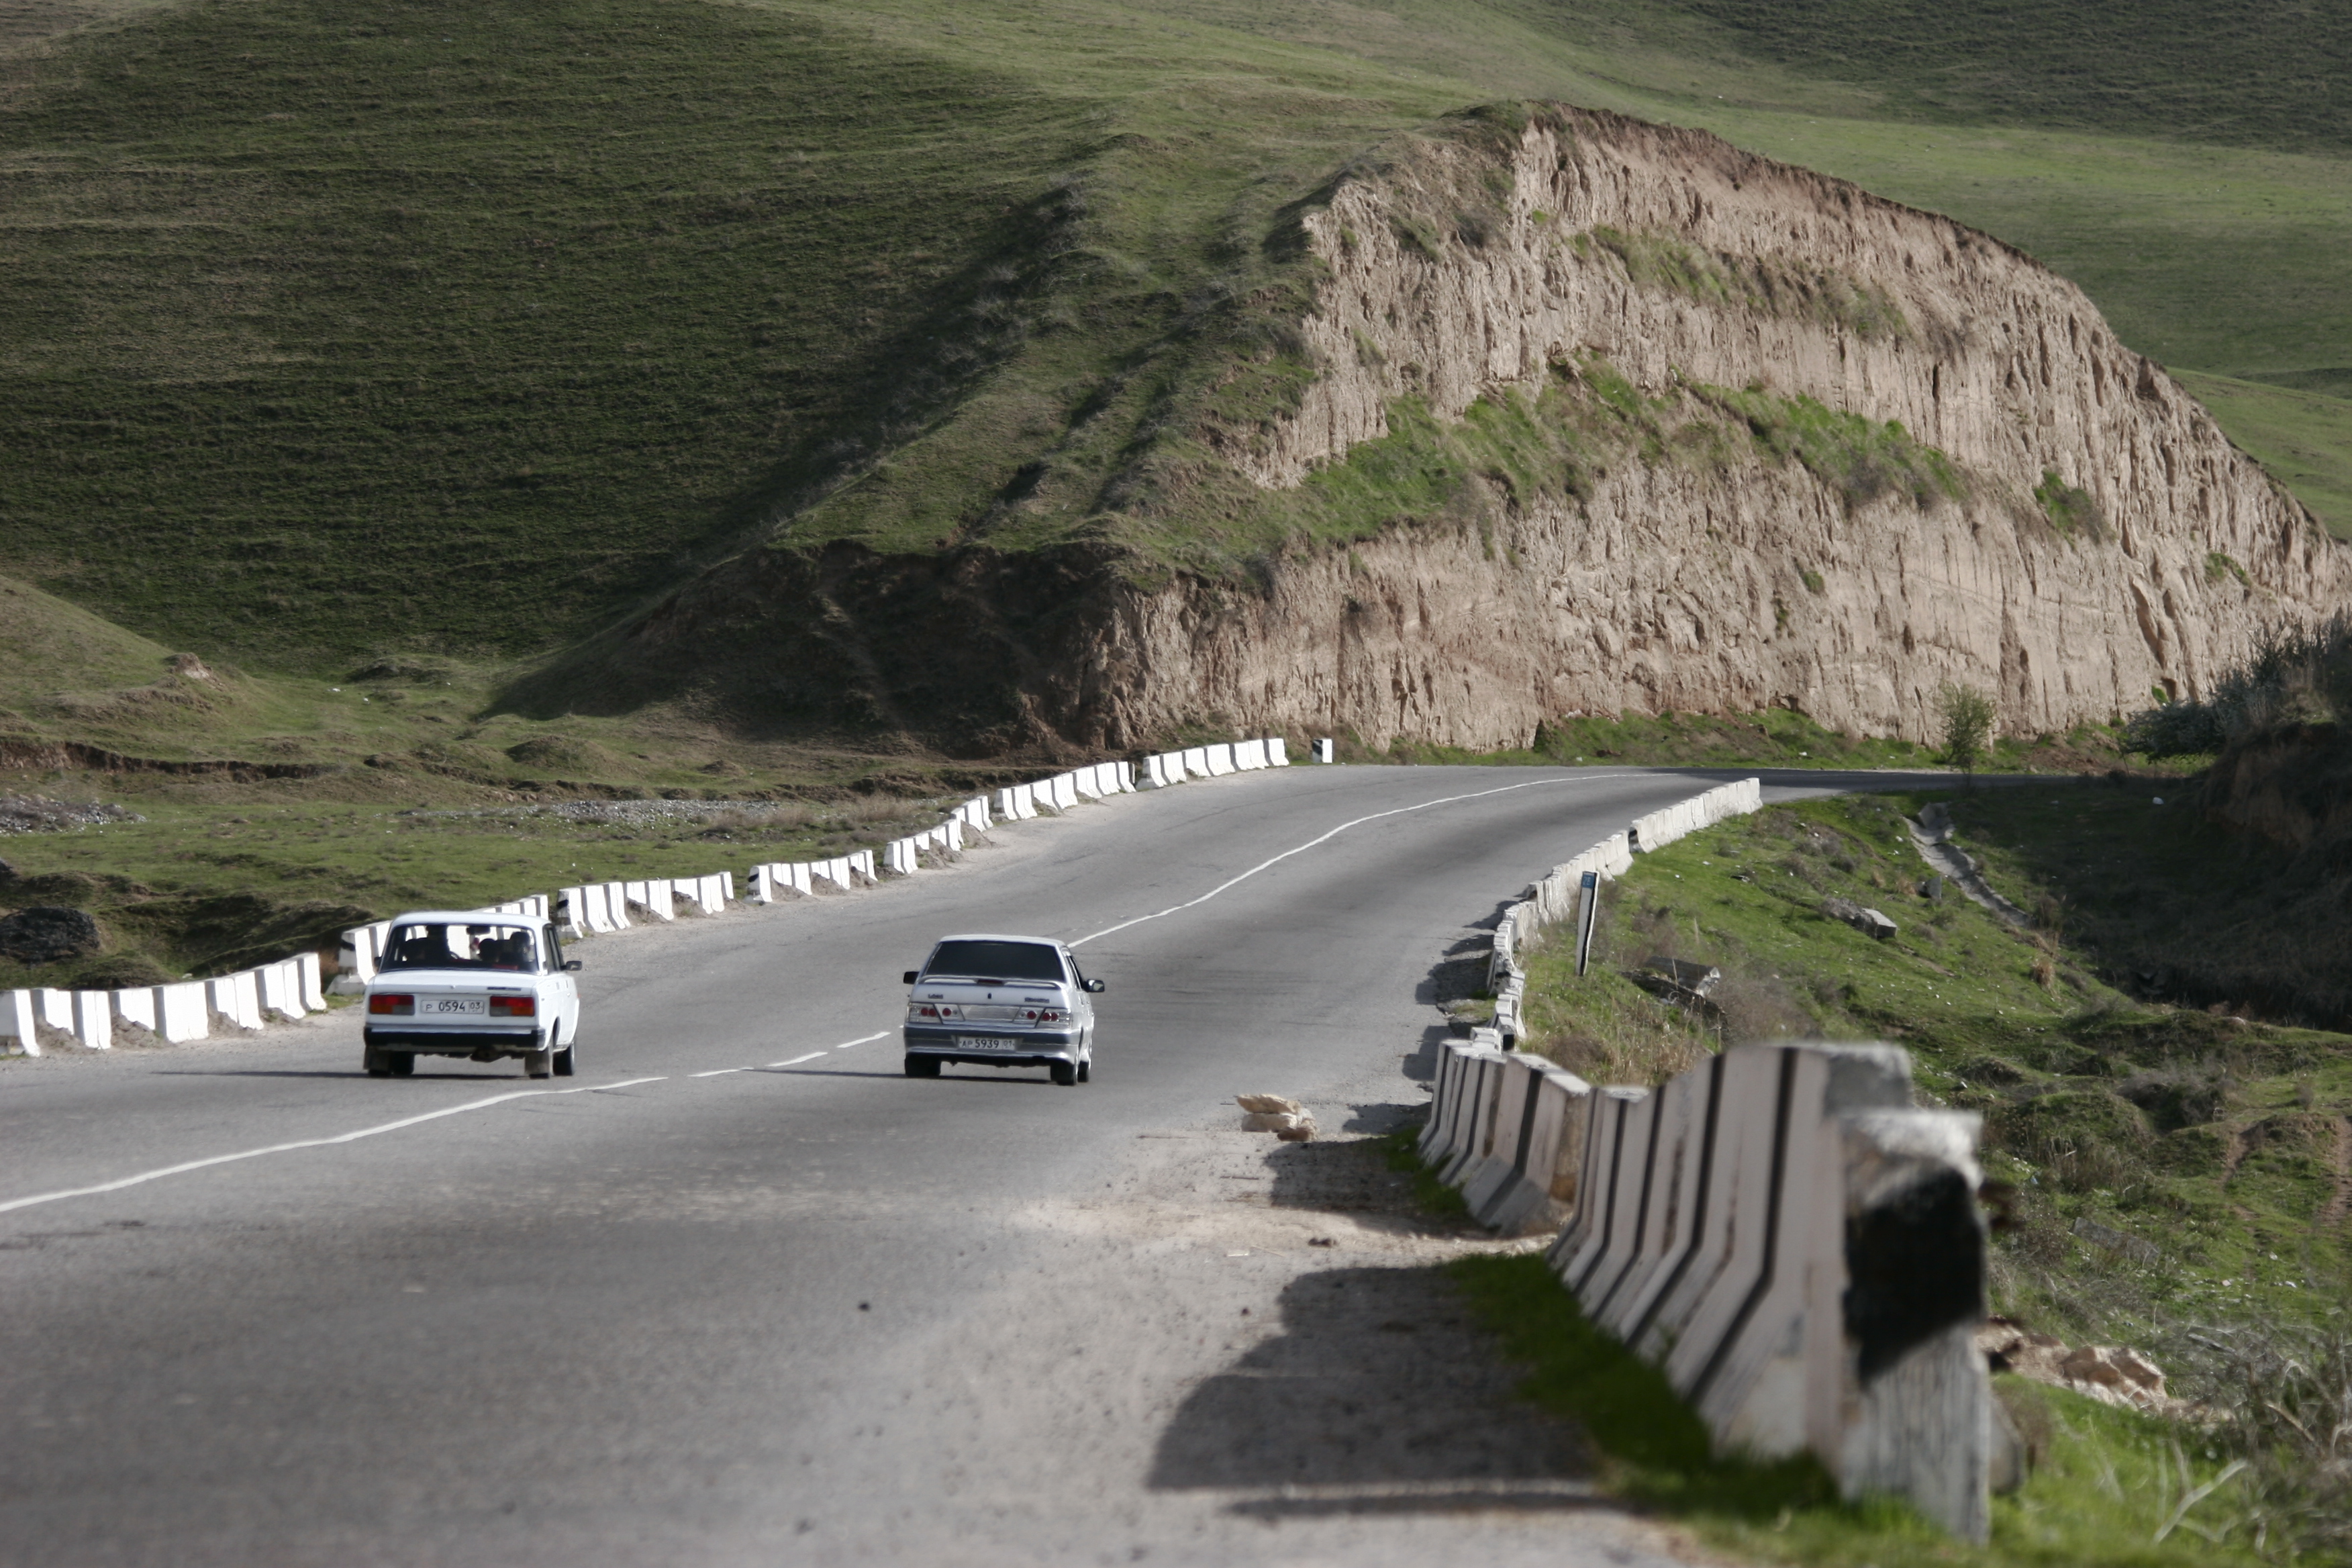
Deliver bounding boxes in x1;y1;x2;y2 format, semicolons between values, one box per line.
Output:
831;1031;889;1050
0;1075;670;1218
689;1067;748;1077
767;1052;826;1068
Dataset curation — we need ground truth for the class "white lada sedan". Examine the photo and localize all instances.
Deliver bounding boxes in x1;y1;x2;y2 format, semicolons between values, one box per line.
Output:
901;933;1104;1086
362;911;583;1079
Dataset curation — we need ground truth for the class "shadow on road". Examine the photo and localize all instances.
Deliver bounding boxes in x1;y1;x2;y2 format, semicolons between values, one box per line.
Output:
1259;1124;1475;1239
1146;1264;1597;1514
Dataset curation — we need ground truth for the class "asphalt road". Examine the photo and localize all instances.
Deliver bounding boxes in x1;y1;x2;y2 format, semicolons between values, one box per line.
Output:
0;764;1988;1567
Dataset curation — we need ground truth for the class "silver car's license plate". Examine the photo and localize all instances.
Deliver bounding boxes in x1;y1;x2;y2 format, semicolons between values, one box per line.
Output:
422;997;488;1016
954;1036;1018;1051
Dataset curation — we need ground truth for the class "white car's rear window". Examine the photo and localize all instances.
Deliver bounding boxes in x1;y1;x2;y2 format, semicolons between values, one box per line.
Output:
381;922;540;973
923;940;1065;983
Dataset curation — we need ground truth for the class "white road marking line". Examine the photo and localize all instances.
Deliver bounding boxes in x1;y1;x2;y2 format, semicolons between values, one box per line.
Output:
767;1052;826;1067
0;1077;669;1218
689;1067;748;1077
832;1031;888;1050
1072;772;1646;946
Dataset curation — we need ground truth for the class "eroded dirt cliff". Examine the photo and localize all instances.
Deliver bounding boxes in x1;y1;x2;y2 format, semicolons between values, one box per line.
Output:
569;105;2348;754
1087;107;2347;750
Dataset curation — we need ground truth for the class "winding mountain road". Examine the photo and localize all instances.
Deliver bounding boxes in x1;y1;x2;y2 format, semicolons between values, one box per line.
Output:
0;764;1958;1567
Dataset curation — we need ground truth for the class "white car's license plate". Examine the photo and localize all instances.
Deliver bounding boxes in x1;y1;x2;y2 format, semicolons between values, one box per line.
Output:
954;1036;1018;1051
422;997;488;1016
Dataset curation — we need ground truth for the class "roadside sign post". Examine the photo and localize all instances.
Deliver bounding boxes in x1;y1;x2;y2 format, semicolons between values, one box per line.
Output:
1575;871;1600;977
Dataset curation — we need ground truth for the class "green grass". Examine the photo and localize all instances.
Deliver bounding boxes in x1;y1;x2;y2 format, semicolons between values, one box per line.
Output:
2173;371;2352;538
1451;1252;2273;1566
1582;0;2352;155
0;0;1086;664
0;787;971;987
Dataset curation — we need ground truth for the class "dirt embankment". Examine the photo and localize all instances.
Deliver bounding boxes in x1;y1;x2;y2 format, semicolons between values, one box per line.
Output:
577;106;2349;754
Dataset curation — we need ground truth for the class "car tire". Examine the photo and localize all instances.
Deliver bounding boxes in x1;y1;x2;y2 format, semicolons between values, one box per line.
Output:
526;1048;553;1080
904;1055;941;1079
554;1043;575;1077
387;1052;415;1077
1077;1056;1091;1083
1050;1061;1077;1087
365;1050;391;1079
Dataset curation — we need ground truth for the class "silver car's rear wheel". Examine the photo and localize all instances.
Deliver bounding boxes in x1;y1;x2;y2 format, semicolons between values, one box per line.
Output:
1049;1061;1077;1087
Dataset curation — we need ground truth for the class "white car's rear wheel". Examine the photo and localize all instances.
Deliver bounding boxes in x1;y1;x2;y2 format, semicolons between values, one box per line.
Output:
554;1042;575;1077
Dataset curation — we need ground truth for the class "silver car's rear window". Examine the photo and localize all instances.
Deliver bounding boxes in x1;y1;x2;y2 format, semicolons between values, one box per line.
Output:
923;940;1065;983
380;922;539;973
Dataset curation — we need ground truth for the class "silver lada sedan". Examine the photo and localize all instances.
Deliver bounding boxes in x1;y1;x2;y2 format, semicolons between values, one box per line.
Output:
901;933;1103;1086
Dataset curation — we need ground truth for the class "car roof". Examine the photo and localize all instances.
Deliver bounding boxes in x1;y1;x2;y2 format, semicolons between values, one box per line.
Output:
927;933;1067;948
386;910;544;926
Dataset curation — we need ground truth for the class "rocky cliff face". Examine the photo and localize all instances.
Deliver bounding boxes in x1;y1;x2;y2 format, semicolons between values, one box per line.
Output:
1078;107;2347;750
584;105;2347;755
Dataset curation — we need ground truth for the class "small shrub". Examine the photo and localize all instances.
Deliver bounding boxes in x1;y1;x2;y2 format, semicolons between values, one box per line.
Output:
2035;469;2109;540
2206;550;2251;587
1938;681;1998;776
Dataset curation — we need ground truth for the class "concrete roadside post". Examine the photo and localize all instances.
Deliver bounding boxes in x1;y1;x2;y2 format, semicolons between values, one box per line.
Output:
1;988;38;1055
1475;1059;1593;1234
158;981;209;1043
1439;1034;1511;1185
113;987;160;1034
71;991;112;1050
1574;870;1601;975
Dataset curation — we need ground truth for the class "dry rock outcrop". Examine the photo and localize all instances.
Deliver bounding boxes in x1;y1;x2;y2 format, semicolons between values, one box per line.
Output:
1093;107;2348;749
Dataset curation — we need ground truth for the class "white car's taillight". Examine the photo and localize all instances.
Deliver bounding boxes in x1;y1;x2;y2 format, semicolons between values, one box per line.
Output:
1022;1008;1068;1024
909;1002;962;1021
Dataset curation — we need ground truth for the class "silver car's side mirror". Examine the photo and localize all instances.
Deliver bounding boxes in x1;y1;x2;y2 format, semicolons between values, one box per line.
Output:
903;970;921;985
1082;978;1106;993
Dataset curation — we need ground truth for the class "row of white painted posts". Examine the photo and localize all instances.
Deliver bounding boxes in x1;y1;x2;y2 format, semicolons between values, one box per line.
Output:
1424;779;1994;1540
1137;736;1288;787
0;952;329;1056
5;740;1310;1054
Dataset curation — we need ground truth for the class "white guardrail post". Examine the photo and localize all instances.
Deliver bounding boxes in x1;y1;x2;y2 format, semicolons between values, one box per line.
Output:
2;987;38;1055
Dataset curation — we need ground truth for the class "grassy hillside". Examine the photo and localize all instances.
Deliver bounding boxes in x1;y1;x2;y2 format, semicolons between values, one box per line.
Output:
1604;0;2352;153
0;0;1086;661
3;0;2349;698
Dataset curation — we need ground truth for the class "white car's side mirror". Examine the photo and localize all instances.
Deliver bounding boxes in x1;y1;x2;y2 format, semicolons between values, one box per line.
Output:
1081;978;1106;993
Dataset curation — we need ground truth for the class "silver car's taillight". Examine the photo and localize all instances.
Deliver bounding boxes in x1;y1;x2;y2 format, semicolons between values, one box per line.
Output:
909;1002;961;1021
1022;1008;1068;1024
